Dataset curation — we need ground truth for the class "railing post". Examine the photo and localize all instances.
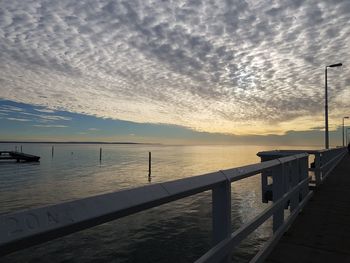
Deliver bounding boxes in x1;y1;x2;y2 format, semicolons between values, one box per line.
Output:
261;170;269;203
289;159;298;212
314;153;321;186
300;156;309;199
272;163;284;233
323;151;329;177
212;180;231;262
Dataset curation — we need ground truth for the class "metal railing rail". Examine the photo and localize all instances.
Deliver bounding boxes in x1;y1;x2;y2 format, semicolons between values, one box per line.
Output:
257;147;347;187
196;178;312;263
312;147;347;185
0;152;315;262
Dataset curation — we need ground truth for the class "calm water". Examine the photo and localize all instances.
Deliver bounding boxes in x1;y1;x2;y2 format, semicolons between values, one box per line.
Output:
0;144;314;262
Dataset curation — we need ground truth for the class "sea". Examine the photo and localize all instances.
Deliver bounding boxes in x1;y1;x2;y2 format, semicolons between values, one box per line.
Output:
0;143;316;262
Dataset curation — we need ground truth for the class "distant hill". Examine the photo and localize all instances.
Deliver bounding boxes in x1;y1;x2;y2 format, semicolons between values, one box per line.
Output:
0;141;159;145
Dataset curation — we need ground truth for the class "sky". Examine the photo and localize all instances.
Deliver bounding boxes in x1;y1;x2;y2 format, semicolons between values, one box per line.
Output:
0;0;349;146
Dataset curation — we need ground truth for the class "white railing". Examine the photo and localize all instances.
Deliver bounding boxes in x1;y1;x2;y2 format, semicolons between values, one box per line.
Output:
311;147;347;186
257;147;347;187
0;153;316;262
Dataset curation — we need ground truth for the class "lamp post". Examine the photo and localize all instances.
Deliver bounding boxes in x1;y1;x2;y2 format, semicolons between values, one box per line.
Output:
325;63;342;149
343;116;349;146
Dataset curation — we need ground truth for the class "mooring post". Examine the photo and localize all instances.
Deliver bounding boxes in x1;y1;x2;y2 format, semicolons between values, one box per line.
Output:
51;146;54;158
148;152;151;177
99;148;102;162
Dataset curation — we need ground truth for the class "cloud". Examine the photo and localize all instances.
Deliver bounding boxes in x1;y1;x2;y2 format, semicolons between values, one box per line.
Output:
0;0;350;135
33;124;68;128
1;105;25;112
35;114;72;122
310;126;325;131
34;108;56;113
88;128;99;131
7;117;31;122
21;112;71;121
0;105;71;122
0;102;71;129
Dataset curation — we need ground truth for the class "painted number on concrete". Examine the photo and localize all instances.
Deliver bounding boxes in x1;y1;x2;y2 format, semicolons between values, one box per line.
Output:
4;208;75;237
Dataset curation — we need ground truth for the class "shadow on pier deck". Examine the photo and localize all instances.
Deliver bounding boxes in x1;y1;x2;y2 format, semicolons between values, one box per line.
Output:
266;154;350;263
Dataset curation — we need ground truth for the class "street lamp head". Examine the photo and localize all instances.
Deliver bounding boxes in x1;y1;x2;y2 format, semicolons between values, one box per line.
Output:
345;116;349;119
328;63;342;68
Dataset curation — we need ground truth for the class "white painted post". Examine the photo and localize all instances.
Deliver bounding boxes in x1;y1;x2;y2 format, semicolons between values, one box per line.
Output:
212;181;231;262
272;163;284;233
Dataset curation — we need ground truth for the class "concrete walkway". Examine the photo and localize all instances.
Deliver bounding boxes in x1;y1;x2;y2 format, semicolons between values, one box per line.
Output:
266;154;350;263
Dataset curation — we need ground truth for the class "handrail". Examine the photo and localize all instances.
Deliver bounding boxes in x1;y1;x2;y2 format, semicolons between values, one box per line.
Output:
196;177;311;263
0;152;311;262
312;147;346;185
257;147;347;187
257;148;345;155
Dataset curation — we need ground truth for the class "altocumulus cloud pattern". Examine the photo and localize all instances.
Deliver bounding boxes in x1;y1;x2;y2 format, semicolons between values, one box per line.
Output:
0;0;350;135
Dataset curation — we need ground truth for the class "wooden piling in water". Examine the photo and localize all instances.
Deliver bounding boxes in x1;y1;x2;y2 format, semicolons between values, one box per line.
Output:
51;146;54;158
20;146;22;153
148;152;151;177
99;148;102;162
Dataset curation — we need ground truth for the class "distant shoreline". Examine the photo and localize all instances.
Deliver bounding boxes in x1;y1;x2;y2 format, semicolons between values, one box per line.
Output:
0;141;159;145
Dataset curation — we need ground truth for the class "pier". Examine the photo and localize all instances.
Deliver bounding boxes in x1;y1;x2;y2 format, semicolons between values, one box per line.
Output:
266;153;350;262
0;147;347;262
0;151;40;162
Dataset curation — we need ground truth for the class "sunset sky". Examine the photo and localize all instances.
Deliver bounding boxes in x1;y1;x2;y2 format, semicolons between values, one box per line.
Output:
0;0;349;145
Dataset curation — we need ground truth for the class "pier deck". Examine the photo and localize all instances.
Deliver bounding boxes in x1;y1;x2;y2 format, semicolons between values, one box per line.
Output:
266;154;350;262
0;151;40;162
